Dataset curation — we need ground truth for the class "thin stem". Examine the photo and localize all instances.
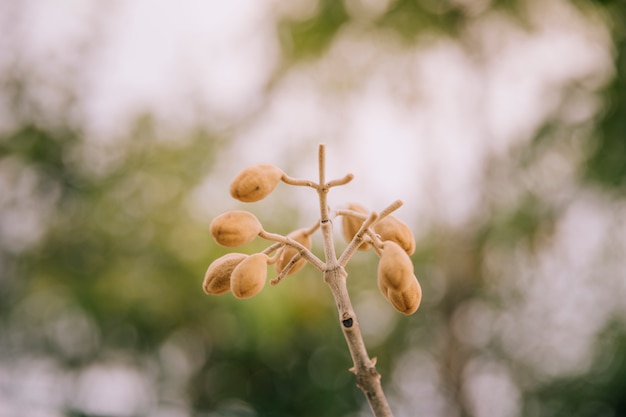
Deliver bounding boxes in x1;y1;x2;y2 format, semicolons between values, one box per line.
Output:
258;230;326;271
281;174;318;188
338;212;379;267
366;231;384;256
303;221;321;236
270;254;301;285
334;200;403;224
312;144;394;417
378;199;403;220
325;267;394;417
318;144;326;192
318;144;330;223
335;199;403;265
261;241;284;256
327;173;354;188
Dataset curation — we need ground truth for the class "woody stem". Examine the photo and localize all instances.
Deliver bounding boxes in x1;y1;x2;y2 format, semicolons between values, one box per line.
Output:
315;143;394;417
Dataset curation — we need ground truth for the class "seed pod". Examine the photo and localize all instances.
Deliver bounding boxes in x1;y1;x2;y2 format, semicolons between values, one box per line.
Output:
377;241;414;292
202;253;247;295
275;228;312;275
387;279;422;315
231;253;268;298
229;164;284;202
210;210;262;247
374;215;415;256
341;203;370;250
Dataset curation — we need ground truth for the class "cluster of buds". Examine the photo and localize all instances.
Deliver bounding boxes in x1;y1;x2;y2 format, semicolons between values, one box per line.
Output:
202;161;422;315
339;204;421;315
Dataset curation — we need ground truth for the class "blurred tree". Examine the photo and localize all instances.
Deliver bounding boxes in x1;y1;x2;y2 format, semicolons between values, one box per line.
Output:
1;1;626;417
585;1;626;192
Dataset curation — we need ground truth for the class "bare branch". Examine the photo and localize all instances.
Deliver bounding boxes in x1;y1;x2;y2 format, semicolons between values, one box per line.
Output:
378;199;403;220
258;230;325;271
338;212;379;267
318;143;326;188
261;241;284;256
270;253;301;285
324;267;394;417
313;144;394;416
327;173;354;188
281;174;318;188
303;221;320;236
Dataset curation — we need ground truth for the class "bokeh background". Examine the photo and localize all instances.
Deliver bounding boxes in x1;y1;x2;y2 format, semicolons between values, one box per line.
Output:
1;0;626;416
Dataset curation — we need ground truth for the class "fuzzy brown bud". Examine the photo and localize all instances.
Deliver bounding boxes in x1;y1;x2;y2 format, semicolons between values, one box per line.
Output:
231;253;268;298
374;215;415;256
377;241;414;292
275;228;312;275
202;253;247;295
341;203;370;250
210;210;262;247
229;164;284;202
387;279;422;315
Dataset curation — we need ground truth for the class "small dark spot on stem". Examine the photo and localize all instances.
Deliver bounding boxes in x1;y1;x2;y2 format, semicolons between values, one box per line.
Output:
342;318;353;328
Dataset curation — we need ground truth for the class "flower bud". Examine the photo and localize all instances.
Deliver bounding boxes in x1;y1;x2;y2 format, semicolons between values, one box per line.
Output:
210;210;262;247
387;278;422;315
387;279;422;315
231;253;268;298
230;164;284;202
377;241;414;292
341;203;370;250
275;228;312;275
202;253;247;295
374;215;415;255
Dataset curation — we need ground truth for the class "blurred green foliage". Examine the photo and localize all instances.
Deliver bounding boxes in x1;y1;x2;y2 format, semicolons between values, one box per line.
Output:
2;1;626;417
585;1;626;192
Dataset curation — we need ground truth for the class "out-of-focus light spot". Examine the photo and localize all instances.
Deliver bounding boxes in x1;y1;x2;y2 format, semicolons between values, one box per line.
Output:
0;158;59;253
451;300;495;349
391;350;451;417
0;357;68;415
48;307;101;361
73;362;155;417
354;290;398;347
462;358;520;417
159;327;209;383
494;195;626;382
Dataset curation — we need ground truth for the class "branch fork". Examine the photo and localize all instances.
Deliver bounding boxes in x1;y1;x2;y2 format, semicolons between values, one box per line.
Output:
204;143;423;417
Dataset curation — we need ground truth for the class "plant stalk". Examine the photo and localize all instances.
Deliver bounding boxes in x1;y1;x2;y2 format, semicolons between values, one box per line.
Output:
324;266;394;417
316;144;394;417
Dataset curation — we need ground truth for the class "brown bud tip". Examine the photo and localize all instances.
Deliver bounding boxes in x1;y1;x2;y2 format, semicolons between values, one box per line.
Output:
210;210;262;247
374;215;415;255
387;278;422;315
231;253;268;299
229;164;284;202
377;241;414;292
202;253;247;295
275;228;312;275
341;203;370;250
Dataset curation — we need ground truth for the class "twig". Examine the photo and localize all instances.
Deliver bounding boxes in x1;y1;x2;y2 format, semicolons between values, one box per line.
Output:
258;230;326;272
338;211;379;267
270;253;301;285
314;144;394;417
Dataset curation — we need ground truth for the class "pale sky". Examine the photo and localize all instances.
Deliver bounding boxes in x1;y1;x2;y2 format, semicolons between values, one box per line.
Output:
3;0;612;229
